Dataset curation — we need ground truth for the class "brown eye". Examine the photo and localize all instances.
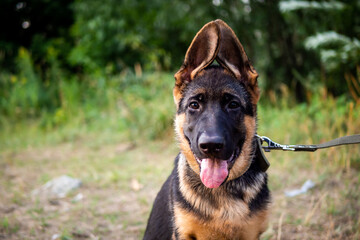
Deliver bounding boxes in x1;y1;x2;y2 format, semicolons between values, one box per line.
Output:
228;101;240;109
189;101;200;109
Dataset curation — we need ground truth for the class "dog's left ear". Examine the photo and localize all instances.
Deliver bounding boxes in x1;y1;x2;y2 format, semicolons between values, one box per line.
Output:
215;19;260;103
174;21;220;104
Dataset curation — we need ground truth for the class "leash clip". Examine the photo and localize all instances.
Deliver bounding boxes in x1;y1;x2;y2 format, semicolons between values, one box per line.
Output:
256;135;295;152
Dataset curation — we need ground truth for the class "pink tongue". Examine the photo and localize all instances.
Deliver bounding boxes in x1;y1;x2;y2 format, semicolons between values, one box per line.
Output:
200;159;228;188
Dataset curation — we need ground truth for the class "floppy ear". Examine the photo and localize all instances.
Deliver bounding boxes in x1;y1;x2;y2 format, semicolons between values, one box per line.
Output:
174;21;220;104
215;19;259;102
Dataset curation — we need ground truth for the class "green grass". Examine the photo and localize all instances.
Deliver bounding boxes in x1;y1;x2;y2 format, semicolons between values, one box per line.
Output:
0;71;175;151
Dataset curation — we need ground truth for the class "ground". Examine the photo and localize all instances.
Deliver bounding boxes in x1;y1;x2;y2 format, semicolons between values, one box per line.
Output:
1;136;359;240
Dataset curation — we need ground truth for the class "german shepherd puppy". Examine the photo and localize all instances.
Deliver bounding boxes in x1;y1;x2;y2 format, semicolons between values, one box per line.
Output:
144;19;270;240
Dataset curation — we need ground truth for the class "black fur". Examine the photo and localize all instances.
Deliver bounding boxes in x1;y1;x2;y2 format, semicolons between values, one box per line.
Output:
144;163;175;240
144;149;270;239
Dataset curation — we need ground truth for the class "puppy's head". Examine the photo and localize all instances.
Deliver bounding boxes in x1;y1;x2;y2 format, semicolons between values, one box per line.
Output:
174;20;260;188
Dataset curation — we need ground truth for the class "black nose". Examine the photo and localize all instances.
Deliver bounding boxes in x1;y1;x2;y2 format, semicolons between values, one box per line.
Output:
198;134;224;155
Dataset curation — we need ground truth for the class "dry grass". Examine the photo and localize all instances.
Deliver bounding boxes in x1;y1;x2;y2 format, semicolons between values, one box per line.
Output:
264;150;360;240
0;139;176;240
1;135;359;239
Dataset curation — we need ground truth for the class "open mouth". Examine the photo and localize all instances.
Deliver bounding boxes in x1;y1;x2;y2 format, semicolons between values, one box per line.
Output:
195;147;240;188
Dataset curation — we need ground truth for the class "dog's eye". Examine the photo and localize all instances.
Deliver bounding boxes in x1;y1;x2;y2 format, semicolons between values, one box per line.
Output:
189;101;200;110
228;101;240;109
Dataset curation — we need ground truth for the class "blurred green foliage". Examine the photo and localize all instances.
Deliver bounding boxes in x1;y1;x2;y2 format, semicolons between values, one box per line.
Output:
0;0;359;131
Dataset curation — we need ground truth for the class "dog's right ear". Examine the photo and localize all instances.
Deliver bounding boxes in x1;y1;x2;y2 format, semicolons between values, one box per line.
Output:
173;21;220;105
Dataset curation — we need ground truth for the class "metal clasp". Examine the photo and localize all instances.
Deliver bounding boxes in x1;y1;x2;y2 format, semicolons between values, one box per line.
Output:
256;135;295;152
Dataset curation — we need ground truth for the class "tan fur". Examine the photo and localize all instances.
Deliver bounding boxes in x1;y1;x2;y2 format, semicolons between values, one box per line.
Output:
228;115;256;180
174;199;268;239
173;86;182;107
177;155;250;219
175;114;200;175
174;154;269;240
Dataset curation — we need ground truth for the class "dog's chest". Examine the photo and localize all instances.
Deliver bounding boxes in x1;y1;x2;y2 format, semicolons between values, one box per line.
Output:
173;204;266;240
174;155;266;240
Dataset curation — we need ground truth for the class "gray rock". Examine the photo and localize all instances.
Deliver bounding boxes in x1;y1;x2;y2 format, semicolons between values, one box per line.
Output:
32;175;82;198
284;179;315;197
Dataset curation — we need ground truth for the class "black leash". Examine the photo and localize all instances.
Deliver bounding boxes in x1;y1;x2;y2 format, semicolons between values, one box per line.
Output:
255;134;360;172
256;134;360;152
